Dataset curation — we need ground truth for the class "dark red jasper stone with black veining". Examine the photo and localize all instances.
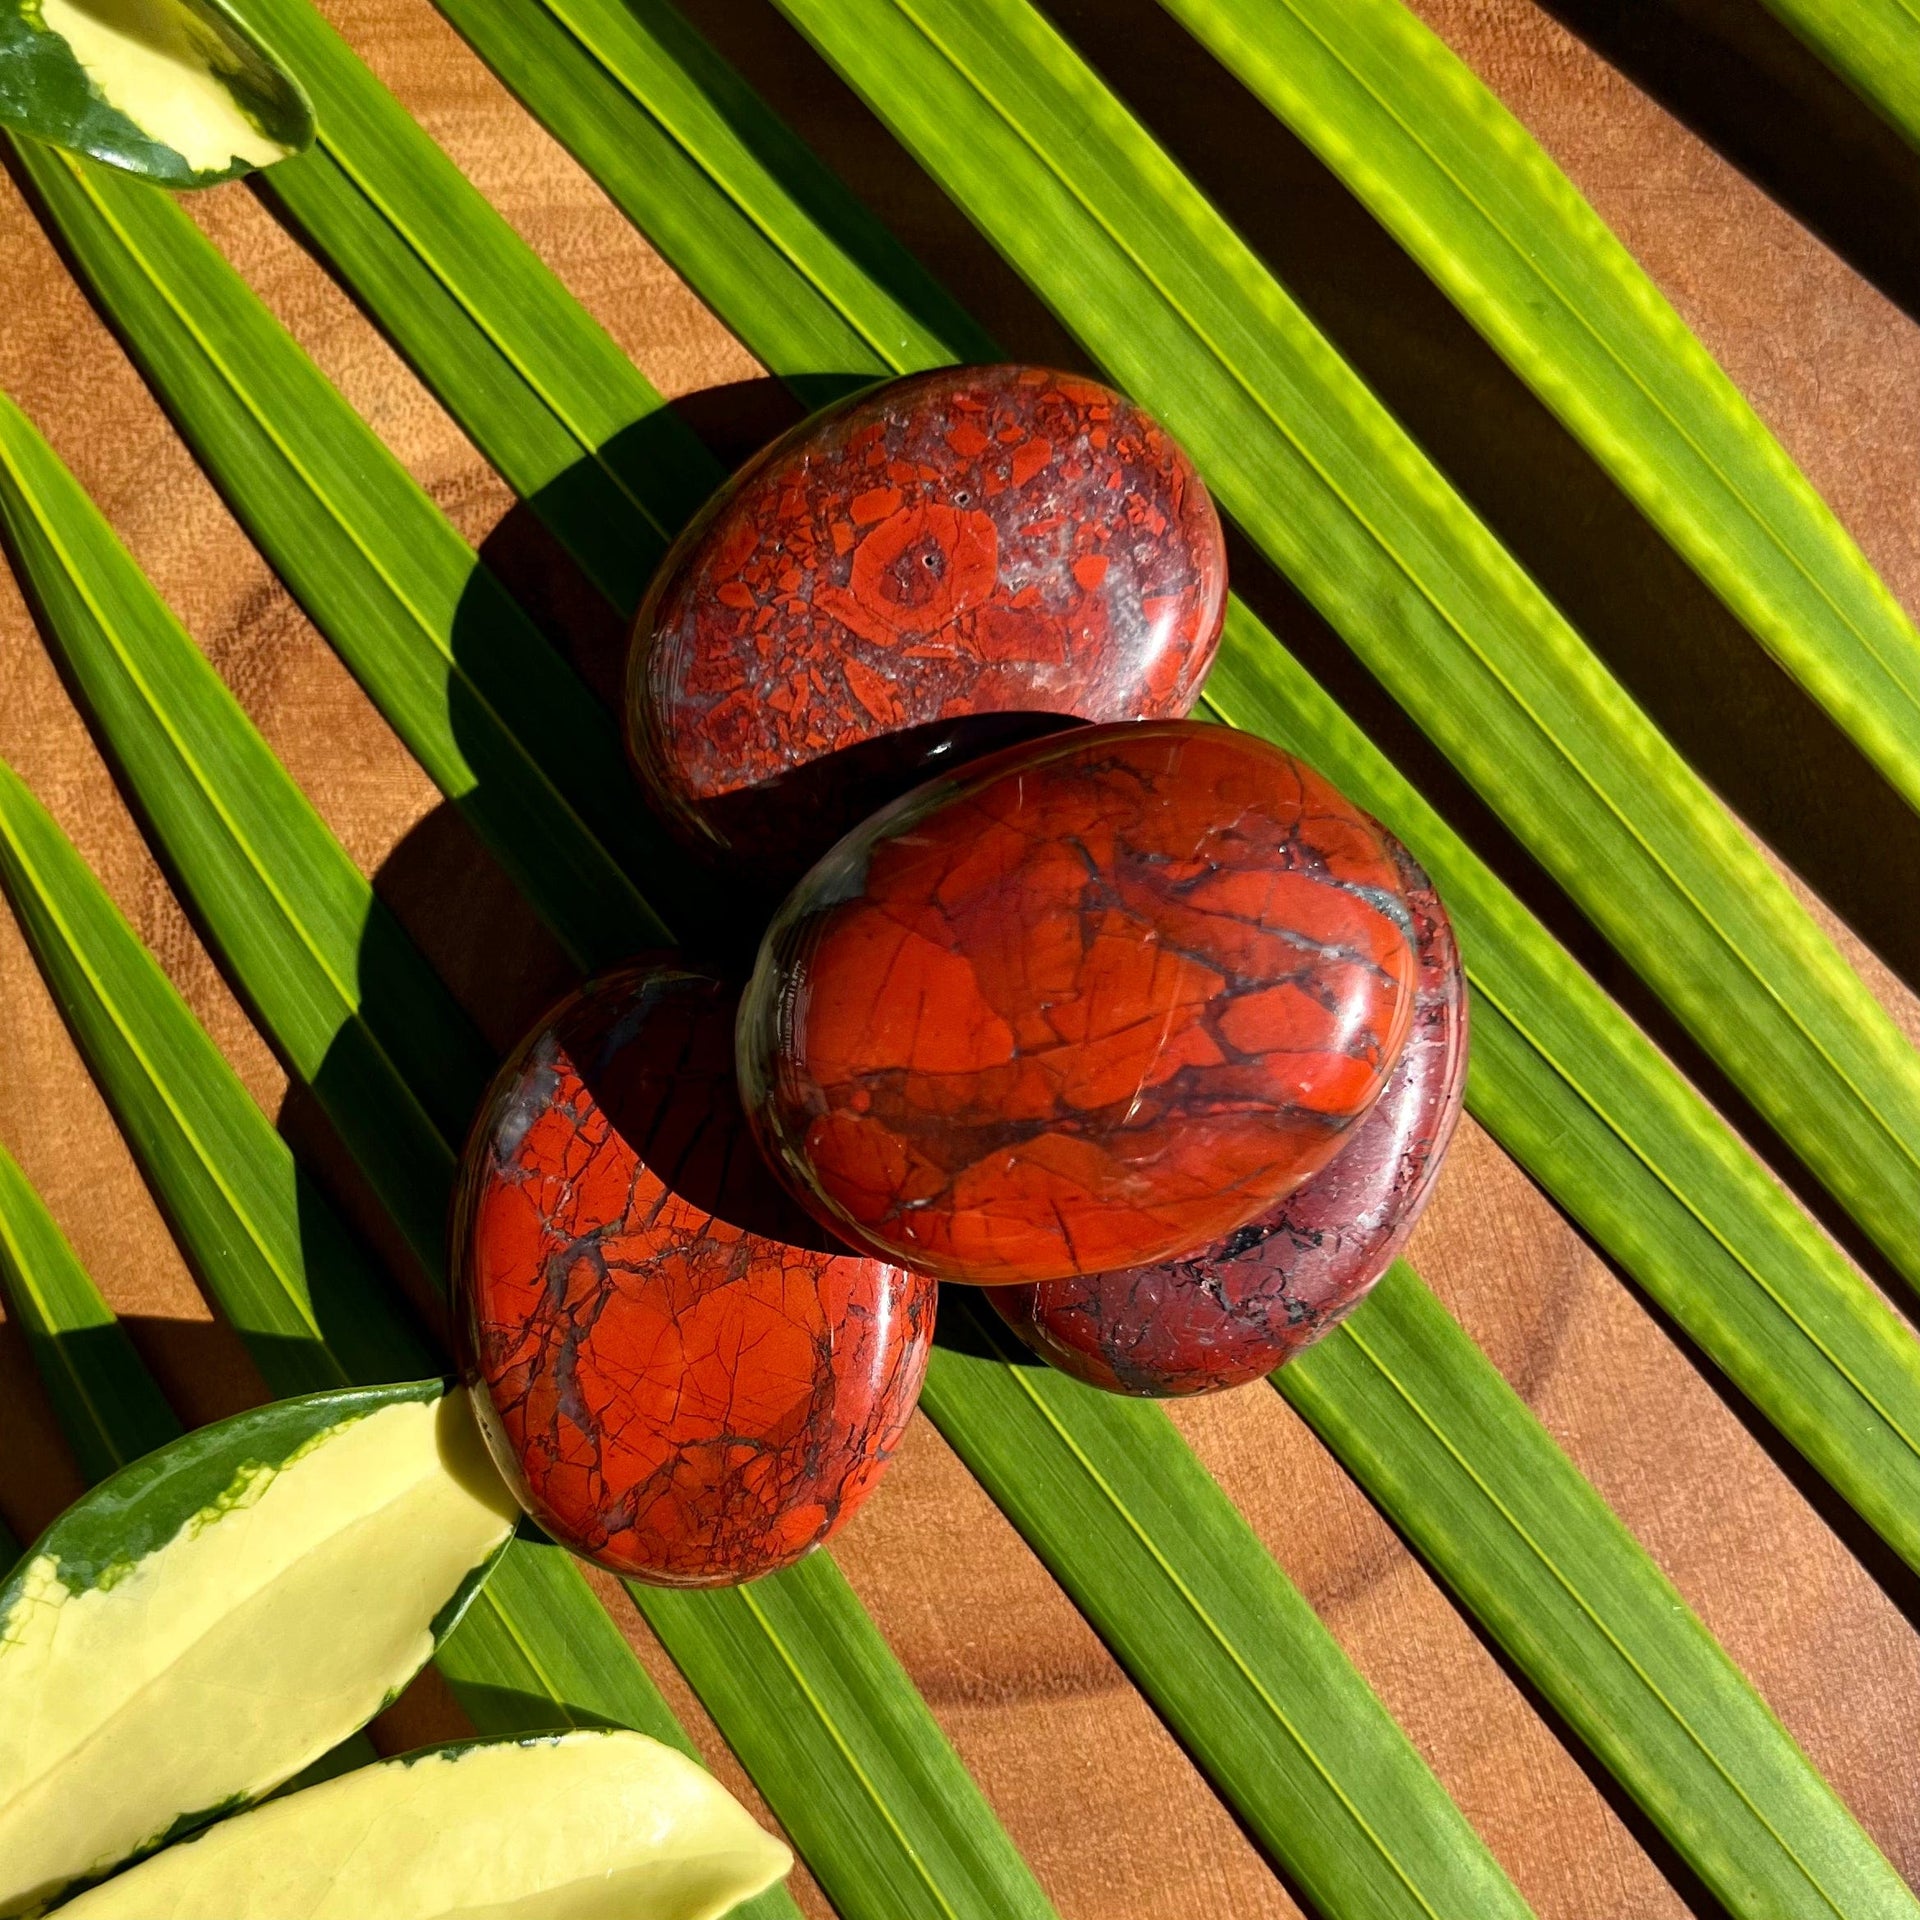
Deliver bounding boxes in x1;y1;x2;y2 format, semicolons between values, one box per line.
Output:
738;722;1420;1286
454;961;935;1587
986;840;1467;1393
628;365;1226;885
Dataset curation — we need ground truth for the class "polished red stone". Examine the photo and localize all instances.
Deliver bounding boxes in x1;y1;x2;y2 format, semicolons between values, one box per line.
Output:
453;960;934;1587
628;364;1226;885
738;722;1420;1285
985;839;1466;1392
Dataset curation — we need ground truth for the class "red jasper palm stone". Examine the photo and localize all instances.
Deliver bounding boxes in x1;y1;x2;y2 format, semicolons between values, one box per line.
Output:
628;365;1226;880
738;722;1421;1285
986;841;1468;1393
455;961;935;1587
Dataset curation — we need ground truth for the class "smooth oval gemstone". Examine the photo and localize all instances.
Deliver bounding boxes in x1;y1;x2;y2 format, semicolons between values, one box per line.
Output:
738;722;1420;1285
985;840;1467;1392
454;961;935;1587
628;364;1226;885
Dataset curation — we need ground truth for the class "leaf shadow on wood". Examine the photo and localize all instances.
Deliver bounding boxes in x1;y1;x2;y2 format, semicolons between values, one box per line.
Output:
1535;0;1920;326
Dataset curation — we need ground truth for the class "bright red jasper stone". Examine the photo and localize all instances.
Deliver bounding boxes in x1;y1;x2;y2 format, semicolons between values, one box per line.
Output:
739;722;1420;1286
455;961;934;1587
628;364;1226;883
986;841;1467;1393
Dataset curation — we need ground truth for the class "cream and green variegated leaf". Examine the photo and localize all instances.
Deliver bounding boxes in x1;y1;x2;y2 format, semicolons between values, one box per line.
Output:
0;1379;517;1917
0;0;309;185
0;1141;386;1795
60;1731;792;1920
1755;0;1920;152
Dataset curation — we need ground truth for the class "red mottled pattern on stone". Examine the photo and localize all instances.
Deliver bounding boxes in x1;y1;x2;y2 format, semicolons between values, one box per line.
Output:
739;722;1419;1285
628;365;1226;882
454;960;934;1587
985;840;1467;1393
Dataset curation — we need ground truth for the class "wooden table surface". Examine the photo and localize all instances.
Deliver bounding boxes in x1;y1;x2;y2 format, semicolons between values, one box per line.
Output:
5;2;1920;1913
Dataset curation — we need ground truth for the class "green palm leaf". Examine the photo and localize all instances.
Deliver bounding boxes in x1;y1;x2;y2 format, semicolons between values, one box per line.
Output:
0;394;486;1288
427;0;1920;1586
1279;1265;1920;1919
9;139;666;976
1158;0;1920;833
1204;622;1920;1576
1756;0;1920;150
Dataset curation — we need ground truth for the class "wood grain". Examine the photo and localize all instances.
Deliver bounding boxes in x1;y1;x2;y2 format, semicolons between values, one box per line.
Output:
2;2;1918;1914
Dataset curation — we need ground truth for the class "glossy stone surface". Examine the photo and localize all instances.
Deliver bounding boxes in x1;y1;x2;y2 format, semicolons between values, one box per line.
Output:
628;364;1226;885
454;961;934;1587
739;722;1420;1285
986;840;1467;1393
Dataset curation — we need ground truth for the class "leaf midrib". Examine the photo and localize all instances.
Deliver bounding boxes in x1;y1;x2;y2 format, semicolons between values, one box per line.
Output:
0;1430;477;1825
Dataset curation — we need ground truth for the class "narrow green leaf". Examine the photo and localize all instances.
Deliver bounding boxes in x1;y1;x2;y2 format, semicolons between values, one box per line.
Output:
0;0;311;187
1283;1266;1920;1920
1754;0;1920;150
0;1378;516;1914
10;136;667;974
239;0;727;610
1204;616;1920;1577
1159;0;1920;836
429;0;989;385
764;0;1920;1299
0;392;488;1288
0;1139;182;1481
425;0;1920;1607
922;1308;1533;1920
0;755;435;1397
0;402;1046;1920
0;754;798;1920
644;1558;1062;1920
